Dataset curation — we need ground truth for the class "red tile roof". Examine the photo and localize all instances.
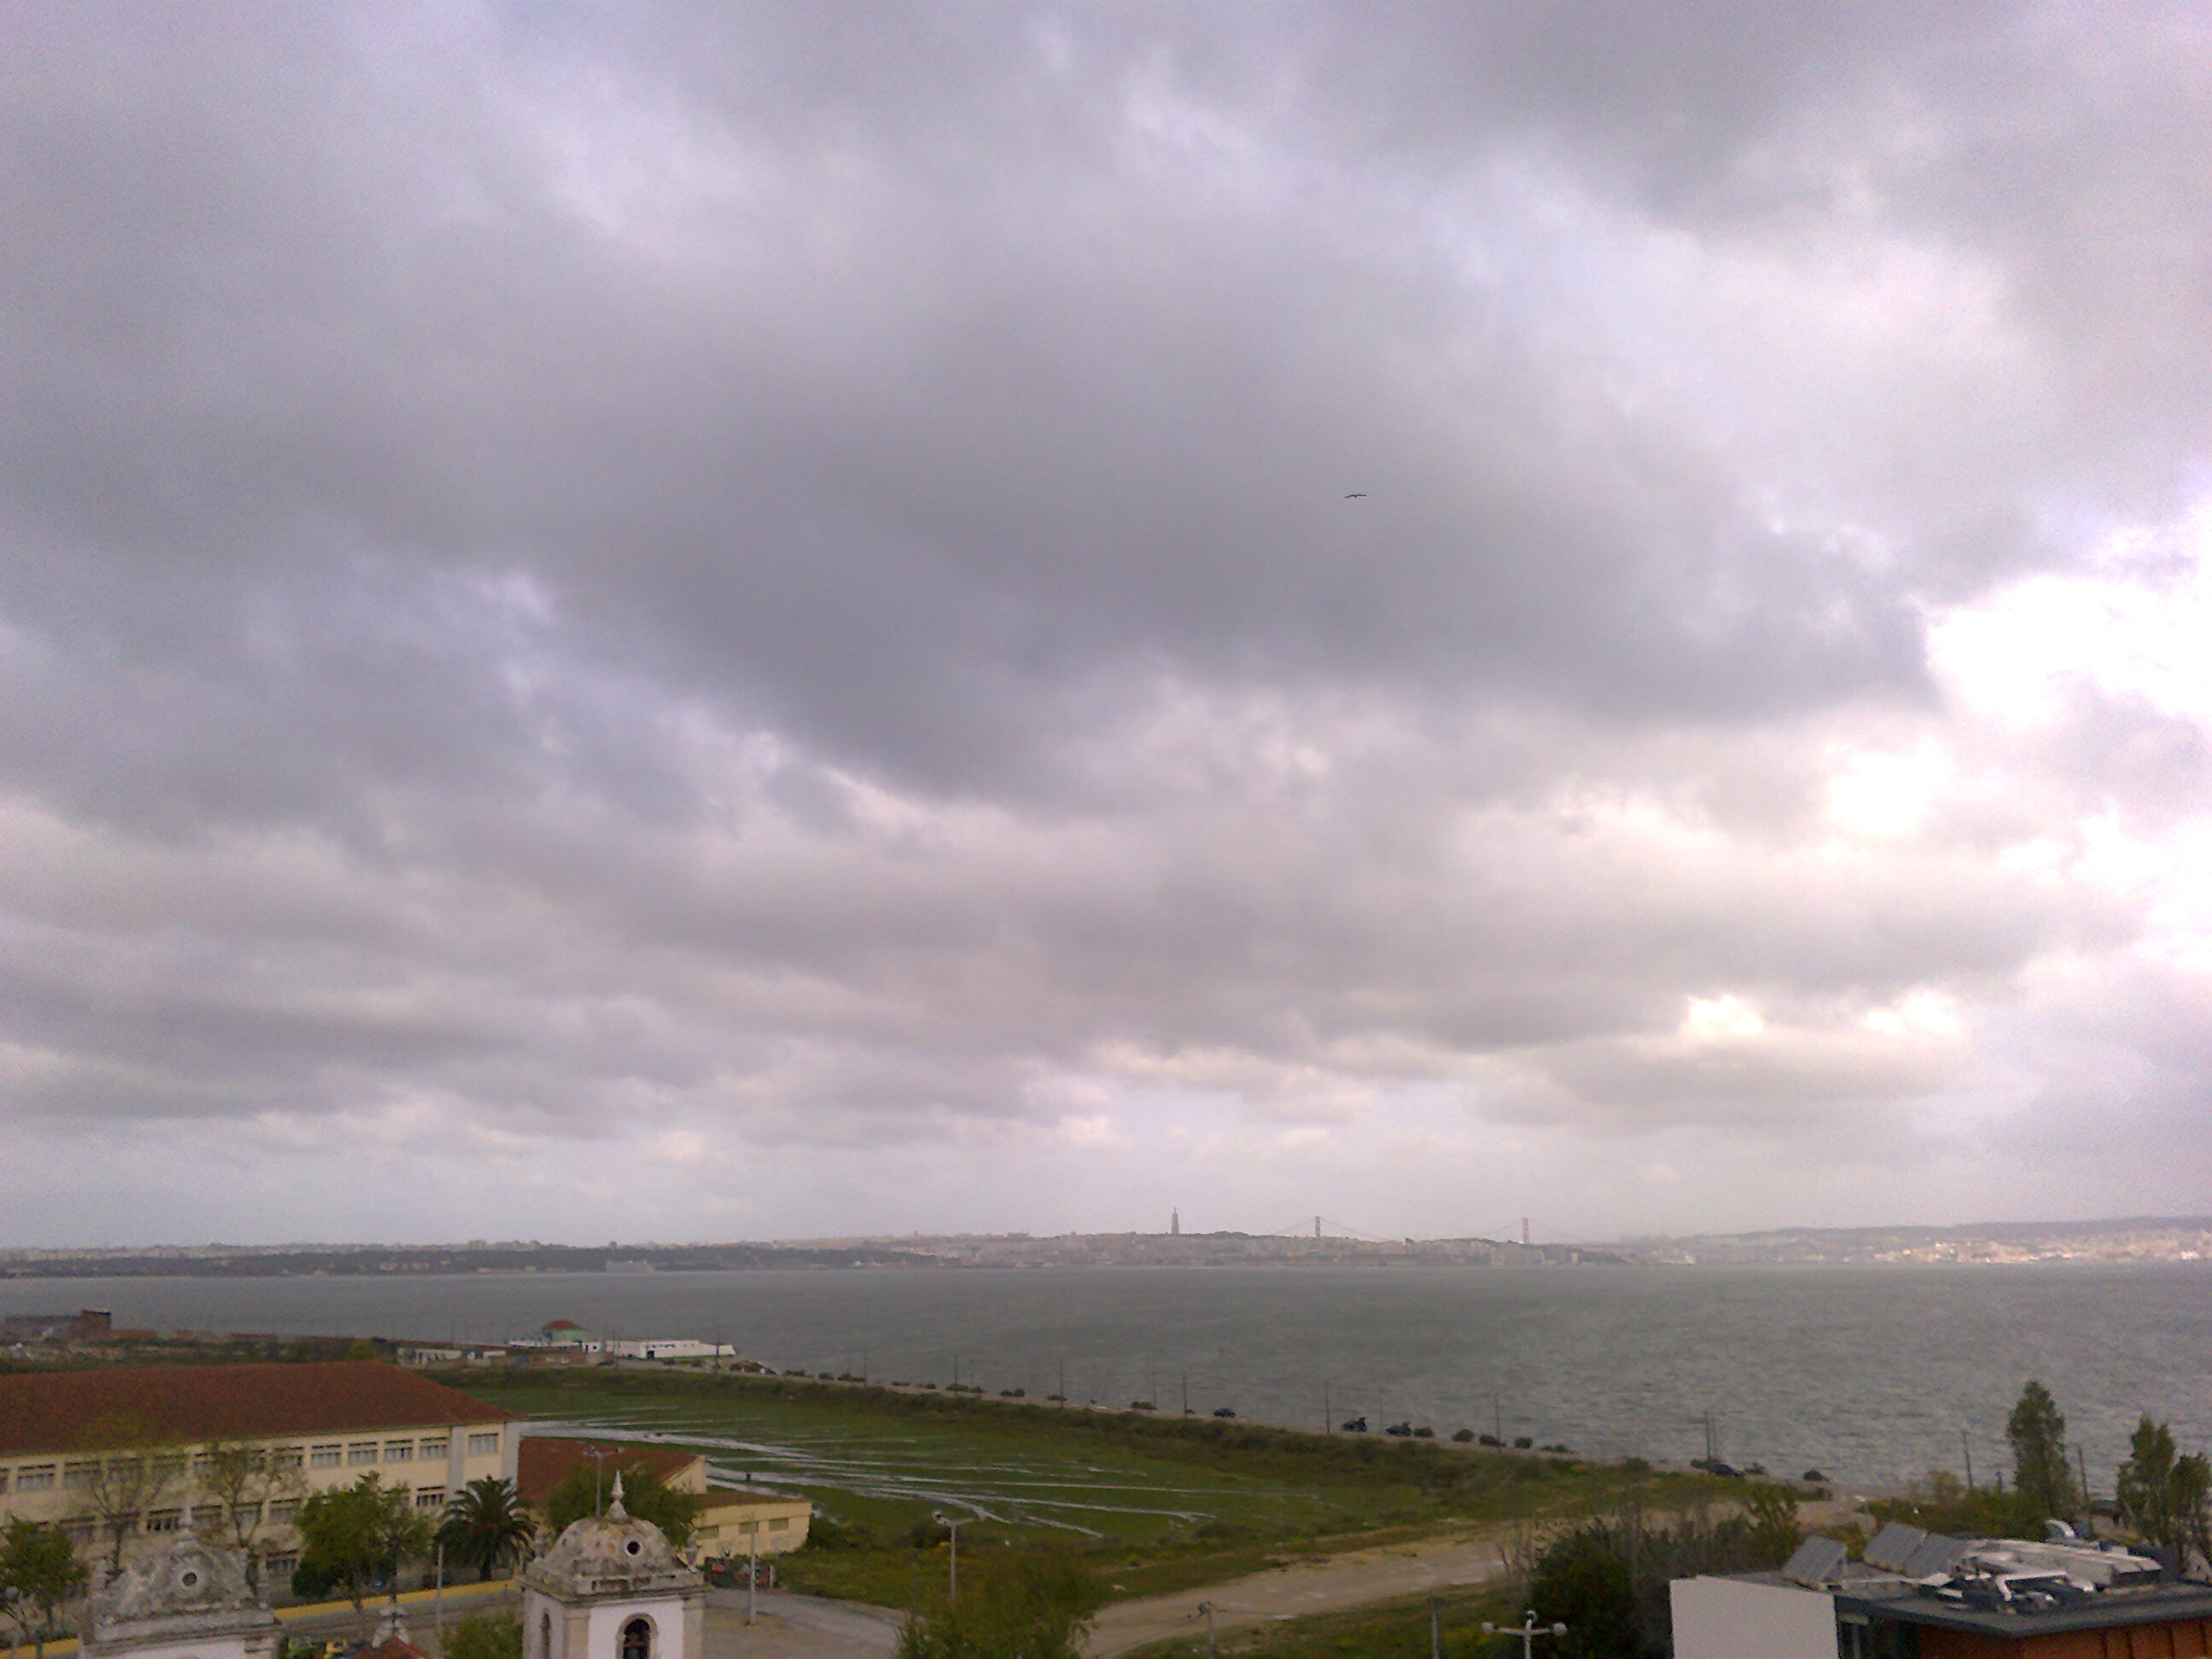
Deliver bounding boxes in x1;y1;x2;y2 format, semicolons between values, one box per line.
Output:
0;1362;516;1457
515;1436;704;1506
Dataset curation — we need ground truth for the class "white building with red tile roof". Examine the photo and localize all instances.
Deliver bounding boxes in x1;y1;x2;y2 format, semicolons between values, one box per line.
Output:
0;1361;518;1580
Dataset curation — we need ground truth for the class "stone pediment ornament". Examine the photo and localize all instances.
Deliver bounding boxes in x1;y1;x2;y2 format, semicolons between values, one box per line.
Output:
84;1528;276;1655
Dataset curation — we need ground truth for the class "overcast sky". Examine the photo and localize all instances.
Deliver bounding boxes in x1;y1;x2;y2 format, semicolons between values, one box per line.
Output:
3;3;2209;1249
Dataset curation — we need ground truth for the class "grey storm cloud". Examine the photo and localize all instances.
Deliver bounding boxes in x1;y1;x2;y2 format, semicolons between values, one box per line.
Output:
1;2;2209;1242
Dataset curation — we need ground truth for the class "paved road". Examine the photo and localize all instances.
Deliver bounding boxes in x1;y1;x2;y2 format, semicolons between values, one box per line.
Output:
1086;1531;1512;1657
703;1588;904;1659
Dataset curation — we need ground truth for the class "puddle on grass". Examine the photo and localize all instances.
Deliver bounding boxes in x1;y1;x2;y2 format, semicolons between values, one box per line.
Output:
535;1412;1330;1538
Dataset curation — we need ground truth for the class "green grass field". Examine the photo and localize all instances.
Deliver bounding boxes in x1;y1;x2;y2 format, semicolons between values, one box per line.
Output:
1123;1584;1527;1659
451;1370;1727;1607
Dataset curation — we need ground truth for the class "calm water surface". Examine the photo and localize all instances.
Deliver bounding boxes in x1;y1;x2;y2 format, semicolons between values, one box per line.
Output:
12;1264;2209;1493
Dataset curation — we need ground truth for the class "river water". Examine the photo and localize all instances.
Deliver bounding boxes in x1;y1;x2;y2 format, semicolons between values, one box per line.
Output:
10;1263;2209;1494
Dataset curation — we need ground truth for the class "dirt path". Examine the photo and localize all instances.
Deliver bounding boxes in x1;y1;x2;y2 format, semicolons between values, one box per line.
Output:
1083;1491;1874;1657
1086;1531;1512;1657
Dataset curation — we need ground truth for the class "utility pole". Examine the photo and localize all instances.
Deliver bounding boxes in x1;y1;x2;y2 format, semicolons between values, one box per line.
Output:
1493;1393;1504;1446
583;1447;615;1516
1182;1372;1190;1417
746;1514;758;1626
932;1514;967;1604
1324;1383;1330;1435
1962;1430;1975;1490
1429;1597;1441;1659
1199;1602;1217;1659
2077;1447;2094;1536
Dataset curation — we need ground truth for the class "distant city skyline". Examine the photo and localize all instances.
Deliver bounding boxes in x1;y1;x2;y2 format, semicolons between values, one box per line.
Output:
8;1213;2212;1268
3;6;2209;1248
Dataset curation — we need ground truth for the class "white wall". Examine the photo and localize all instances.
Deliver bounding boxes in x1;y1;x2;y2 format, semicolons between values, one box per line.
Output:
1670;1577;1836;1659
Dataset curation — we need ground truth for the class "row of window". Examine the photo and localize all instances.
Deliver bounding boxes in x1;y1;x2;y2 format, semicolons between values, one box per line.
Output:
32;1487;449;1540
708;1516;792;1534
0;1432;500;1494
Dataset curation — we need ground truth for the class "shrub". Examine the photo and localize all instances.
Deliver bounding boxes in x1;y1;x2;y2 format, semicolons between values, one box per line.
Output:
444;1612;522;1659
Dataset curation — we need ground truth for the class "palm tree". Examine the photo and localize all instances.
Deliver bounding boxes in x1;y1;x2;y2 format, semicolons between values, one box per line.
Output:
438;1477;537;1581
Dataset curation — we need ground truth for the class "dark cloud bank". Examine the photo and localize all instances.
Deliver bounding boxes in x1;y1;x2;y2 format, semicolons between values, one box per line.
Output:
1;3;2208;1243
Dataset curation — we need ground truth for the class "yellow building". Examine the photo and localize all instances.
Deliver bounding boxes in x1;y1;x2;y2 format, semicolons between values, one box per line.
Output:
0;1360;519;1580
516;1437;810;1564
687;1491;812;1562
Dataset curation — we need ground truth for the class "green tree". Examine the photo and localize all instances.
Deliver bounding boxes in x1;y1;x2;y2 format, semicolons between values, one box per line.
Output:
443;1610;523;1659
2007;1380;2077;1522
297;1476;432;1610
1524;1526;1643;1659
2171;1452;2212;1578
541;1463;698;1548
2116;1415;2212;1571
0;1519;89;1659
2118;1417;2179;1551
897;1551;1103;1659
439;1478;538;1581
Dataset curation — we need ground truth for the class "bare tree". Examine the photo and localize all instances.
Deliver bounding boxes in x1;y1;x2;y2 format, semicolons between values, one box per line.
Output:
194;1440;306;1584
77;1416;181;1576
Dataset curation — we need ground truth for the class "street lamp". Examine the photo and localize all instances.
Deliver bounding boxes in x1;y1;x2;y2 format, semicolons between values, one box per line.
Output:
1481;1611;1567;1659
930;1512;968;1604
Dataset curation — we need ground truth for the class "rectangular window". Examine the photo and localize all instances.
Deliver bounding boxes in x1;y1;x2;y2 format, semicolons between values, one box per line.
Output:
311;1445;342;1469
466;1432;499;1457
63;1517;98;1544
414;1487;445;1510
273;1447;305;1470
63;1462;96;1489
143;1510;183;1534
419;1439;449;1460
347;1443;380;1465
384;1441;413;1462
265;1554;298;1579
0;1470;9;1494
232;1503;261;1528
267;1500;301;1525
17;1465;55;1491
769;1517;789;1531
